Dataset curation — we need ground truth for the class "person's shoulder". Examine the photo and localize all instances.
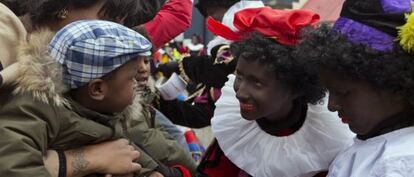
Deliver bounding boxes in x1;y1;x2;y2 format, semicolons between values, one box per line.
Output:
2;93;51;109
371;153;414;177
379;127;414;157
0;93;68;123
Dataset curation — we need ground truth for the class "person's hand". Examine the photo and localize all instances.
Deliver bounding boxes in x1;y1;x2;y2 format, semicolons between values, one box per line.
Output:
149;171;164;177
80;139;141;175
157;61;179;78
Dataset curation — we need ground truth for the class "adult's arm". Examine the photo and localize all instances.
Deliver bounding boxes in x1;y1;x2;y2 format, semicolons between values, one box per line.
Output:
0;96;61;177
44;139;142;177
159;98;213;128
158;53;237;88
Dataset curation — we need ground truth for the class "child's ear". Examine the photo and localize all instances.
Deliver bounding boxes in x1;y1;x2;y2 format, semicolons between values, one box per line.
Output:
87;79;108;101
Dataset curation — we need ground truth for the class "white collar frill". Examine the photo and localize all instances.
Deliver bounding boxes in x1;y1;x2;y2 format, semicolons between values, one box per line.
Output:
211;75;355;177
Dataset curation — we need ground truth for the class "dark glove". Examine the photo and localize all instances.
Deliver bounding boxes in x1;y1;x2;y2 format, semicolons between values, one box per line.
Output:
157;61;179;78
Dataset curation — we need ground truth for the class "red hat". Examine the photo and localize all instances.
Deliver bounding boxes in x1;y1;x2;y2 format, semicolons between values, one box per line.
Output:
207;7;320;45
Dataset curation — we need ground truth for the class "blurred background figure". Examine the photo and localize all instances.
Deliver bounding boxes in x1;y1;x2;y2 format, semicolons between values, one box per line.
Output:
187;34;205;56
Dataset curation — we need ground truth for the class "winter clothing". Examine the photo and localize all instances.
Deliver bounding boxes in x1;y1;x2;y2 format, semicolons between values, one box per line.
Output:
154;109;190;151
0;30;158;177
122;85;197;175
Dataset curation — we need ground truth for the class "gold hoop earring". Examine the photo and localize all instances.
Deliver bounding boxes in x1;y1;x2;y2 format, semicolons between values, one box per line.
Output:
57;8;69;19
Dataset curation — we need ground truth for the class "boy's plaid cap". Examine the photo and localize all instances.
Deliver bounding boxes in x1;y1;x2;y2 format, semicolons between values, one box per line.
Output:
48;20;152;89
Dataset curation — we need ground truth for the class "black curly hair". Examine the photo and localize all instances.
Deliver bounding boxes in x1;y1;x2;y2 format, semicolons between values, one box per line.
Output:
195;0;239;17
297;24;414;106
230;33;327;104
0;0;42;16
29;0;164;28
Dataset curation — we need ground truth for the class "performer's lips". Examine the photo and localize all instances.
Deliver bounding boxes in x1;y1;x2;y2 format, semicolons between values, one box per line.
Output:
340;115;349;124
240;103;256;113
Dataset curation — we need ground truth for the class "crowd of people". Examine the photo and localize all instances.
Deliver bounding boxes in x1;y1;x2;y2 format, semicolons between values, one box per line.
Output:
0;0;414;177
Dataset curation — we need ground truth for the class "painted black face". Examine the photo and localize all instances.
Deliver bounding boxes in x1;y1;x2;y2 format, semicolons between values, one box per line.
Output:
320;68;408;136
234;57;296;122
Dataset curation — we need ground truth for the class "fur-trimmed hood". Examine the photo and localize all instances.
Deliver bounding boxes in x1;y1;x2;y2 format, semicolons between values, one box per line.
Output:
14;29;69;106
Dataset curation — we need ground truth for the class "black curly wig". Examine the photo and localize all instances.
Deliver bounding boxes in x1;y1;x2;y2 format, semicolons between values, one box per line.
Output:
230;33;327;104
195;0;239;17
297;24;414;106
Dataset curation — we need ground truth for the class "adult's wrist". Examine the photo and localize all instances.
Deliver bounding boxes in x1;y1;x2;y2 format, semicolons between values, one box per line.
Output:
65;148;94;177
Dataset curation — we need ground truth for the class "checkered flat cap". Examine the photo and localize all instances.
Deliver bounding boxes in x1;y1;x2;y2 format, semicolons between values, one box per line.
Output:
48;20;152;89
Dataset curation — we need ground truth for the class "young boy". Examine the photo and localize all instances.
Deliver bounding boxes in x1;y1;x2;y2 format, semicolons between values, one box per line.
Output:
0;20;182;177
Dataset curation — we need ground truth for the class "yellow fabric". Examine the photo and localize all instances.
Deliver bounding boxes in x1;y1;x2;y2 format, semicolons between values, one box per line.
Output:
398;12;414;53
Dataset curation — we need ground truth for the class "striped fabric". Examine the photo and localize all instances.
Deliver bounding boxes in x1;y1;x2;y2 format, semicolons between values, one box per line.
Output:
48;20;152;89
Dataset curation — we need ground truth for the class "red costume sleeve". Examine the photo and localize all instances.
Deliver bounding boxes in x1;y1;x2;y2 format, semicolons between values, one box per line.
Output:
144;0;193;50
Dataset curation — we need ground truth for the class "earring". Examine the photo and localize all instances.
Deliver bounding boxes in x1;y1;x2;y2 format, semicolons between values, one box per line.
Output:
57;8;69;19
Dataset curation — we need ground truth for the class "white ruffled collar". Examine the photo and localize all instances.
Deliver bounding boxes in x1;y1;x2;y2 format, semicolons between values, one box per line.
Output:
211;75;355;177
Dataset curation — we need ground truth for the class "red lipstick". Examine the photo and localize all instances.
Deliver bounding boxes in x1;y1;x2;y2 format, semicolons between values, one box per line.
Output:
240;103;256;112
340;116;349;124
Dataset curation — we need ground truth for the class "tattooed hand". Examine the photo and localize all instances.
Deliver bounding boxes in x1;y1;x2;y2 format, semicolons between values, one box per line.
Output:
65;139;141;177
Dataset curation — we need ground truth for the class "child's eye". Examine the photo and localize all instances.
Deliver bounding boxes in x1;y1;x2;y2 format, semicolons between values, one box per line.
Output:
144;58;151;64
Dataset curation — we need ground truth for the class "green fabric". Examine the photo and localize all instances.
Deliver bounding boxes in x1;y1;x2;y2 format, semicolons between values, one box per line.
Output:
0;94;158;177
126;105;197;175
